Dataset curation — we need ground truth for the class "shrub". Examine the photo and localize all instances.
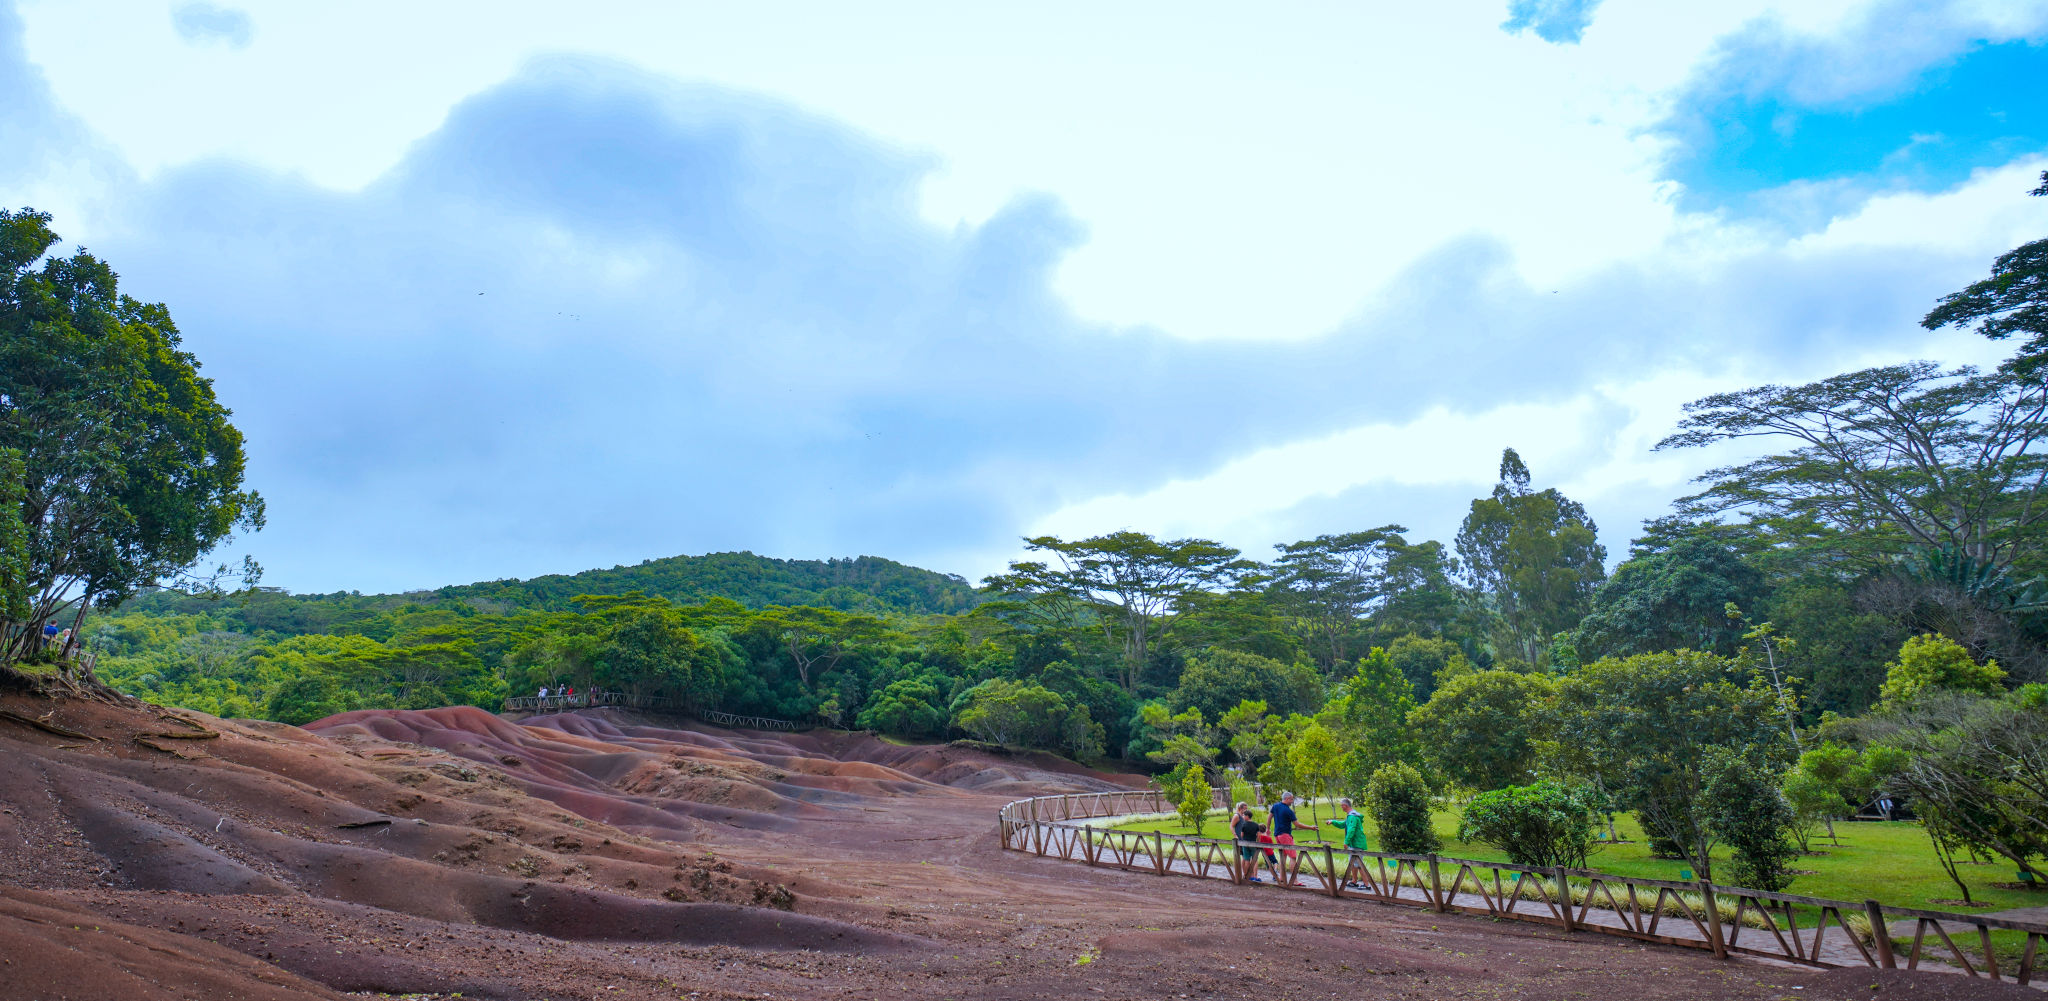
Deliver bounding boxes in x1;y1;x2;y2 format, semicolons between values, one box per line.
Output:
1705;753;1801;891
1154;761;1197;809
1176;763;1212;836
1457;781;1602;868
1643;827;1686;859
264;675;360;727
1878;634;2006;703
855;678;947;739
1780;767;1841;851
1364;762;1440;854
1228;771;1256;813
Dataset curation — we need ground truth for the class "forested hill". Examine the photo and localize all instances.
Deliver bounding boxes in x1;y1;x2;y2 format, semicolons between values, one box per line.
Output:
121;551;981;626
441;552;980;615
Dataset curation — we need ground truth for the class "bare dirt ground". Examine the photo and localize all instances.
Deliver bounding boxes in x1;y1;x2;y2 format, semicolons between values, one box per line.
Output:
0;692;2036;1001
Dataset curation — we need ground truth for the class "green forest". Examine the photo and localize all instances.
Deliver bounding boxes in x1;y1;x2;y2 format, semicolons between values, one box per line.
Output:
7;173;2048;898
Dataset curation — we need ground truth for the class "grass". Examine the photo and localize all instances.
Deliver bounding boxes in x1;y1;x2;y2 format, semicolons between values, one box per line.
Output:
1104;802;2046;969
1111;801;2048;915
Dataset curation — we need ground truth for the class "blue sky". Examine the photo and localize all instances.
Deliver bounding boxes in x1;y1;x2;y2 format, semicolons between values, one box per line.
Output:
4;0;2046;593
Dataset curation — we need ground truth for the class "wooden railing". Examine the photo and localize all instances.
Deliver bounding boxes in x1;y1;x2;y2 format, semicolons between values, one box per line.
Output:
998;789;2046;986
501;692;808;731
695;708;808;732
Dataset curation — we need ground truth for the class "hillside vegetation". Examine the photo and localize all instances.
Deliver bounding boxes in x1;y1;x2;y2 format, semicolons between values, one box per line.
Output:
15;178;2048;905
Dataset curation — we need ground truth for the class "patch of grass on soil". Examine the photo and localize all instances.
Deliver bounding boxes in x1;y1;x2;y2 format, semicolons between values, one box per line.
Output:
1115;801;2048;914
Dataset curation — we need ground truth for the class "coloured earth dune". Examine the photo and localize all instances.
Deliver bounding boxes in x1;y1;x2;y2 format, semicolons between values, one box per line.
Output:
1;691;2033;1000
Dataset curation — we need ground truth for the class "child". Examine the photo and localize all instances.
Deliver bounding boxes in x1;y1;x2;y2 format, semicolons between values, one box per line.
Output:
1232;803;1266;884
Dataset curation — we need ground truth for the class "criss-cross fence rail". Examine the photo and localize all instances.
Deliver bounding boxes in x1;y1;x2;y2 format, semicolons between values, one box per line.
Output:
998;789;2046;987
502;692;808;731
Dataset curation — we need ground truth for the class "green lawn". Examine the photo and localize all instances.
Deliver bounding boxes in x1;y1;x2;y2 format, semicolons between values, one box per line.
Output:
1114;801;2047;914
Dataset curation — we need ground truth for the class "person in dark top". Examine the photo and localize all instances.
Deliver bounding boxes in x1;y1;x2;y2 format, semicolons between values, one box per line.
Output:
1267;791;1319;885
1232;802;1266;883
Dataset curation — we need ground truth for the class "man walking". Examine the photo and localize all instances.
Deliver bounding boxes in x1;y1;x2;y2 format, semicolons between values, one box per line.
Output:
1336;797;1369;889
1268;791;1317;886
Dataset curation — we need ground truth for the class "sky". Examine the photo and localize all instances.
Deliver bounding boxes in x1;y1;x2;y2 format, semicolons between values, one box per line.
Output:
4;0;2046;594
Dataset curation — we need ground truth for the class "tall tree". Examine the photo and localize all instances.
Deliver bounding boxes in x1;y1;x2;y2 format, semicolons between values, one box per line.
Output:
983;532;1249;692
1546;650;1787;880
1;208;263;664
1268;526;1405;671
1325;646;1420;795
753;605;883;689
1659;363;2048;575
1408;668;1554;793
1922;170;2048;377
1375;538;1464;637
1455;448;1607;666
1574;533;1765;659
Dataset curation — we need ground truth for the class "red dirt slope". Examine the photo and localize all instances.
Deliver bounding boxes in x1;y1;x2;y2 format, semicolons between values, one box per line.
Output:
4;694;2032;1001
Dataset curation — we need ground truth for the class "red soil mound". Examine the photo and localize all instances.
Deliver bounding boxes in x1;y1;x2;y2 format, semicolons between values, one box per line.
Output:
0;694;960;1000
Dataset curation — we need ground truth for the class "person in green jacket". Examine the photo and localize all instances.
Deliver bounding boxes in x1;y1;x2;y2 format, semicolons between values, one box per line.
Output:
1336;797;1370;889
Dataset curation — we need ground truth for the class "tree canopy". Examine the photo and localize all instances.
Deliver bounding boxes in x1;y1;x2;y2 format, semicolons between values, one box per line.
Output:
1456;448;1606;667
1922;170;2048;376
1;207;262;664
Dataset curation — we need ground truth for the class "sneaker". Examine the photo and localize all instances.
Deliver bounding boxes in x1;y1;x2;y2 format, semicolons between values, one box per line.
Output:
1248;876;1263;883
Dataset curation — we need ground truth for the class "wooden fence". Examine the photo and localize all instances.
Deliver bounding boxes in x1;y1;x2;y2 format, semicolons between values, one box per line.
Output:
998;789;2046;986
501;692;808;731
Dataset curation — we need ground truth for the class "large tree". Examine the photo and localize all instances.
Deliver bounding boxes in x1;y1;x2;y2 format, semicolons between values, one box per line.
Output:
1;208;262;664
1455;448;1607;666
1546;649;1788;880
1922;170;2048;377
1863;689;2048;883
1575;533;1766;659
1408;668;1554;793
1268;526;1406;671
1659;362;2048;575
983;531;1249;692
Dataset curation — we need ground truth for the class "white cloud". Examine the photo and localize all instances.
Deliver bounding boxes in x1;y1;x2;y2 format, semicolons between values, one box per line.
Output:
19;0;1989;345
7;0;2045;592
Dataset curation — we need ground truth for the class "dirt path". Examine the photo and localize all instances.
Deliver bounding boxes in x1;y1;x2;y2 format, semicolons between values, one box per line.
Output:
1;697;2034;1001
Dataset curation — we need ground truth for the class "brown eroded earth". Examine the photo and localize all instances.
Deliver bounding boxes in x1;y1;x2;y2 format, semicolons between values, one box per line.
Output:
0;691;2035;1001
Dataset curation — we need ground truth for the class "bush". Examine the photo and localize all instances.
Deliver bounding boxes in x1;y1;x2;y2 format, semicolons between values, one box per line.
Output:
1228;771;1256;813
1458;781;1602;868
1878;634;2006;703
1780;767;1841;851
1169;648;1322;721
1642;825;1686;859
1364;762;1440;854
1705;753;1801;890
1176;763;1212;836
855;678;948;739
264;675;360;727
952;678;1104;757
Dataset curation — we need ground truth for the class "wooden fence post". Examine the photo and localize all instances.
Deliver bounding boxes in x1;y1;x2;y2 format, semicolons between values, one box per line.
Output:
1699;880;1728;959
1554;867;1576;931
1324;846;1341;898
1427;855;1446;913
1864;899;1897;969
1153;832;1167;875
